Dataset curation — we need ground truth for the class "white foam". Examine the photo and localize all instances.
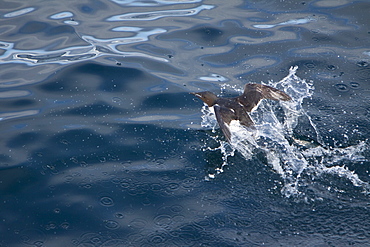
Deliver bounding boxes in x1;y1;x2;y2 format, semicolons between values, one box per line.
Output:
200;66;369;198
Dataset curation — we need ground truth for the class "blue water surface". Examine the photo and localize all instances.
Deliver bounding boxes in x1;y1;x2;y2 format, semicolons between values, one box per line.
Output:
1;0;370;246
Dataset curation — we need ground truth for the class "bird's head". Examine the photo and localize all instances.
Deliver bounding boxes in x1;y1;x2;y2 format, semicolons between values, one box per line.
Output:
190;91;218;107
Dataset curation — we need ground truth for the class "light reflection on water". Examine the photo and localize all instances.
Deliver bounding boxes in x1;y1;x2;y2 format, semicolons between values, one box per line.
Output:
0;29;168;66
3;7;36;18
106;4;214;21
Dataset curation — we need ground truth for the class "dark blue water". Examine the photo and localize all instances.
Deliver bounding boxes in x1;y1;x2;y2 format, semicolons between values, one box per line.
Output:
1;0;370;246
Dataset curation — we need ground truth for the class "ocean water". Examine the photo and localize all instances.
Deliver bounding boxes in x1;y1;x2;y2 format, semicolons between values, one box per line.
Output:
1;0;370;246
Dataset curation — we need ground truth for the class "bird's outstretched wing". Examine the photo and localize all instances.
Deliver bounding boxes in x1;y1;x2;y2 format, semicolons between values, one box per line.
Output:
214;104;254;142
237;84;292;112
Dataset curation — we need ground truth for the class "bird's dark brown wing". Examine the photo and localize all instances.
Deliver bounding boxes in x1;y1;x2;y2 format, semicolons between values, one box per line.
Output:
214;104;254;142
237;83;292;112
214;105;233;142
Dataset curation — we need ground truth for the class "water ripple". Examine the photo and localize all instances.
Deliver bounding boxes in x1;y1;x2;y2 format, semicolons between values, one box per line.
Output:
0;28;168;65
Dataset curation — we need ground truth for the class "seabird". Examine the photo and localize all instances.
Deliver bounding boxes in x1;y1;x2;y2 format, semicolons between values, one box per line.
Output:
191;83;292;142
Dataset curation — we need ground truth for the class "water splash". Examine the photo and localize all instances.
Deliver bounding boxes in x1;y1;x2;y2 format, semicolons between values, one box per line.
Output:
200;66;369;198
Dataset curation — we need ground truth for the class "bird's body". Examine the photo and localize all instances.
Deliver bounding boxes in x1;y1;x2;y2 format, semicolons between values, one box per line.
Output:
192;83;292;142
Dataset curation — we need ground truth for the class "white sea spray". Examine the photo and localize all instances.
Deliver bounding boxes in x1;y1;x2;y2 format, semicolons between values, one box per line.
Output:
200;66;369;198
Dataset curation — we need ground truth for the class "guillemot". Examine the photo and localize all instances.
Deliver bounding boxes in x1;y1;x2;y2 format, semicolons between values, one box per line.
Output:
191;83;292;142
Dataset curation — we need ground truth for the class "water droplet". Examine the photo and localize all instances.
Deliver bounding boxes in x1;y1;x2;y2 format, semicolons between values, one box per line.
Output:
60;222;70;229
172;215;185;222
115;212;124;219
154;158;165;165
349;81;360;89
356;61;368;67
170;204;183;213
100;196;114;207
334;83;349;92
142;197;151;206
149;233;166;244
304;62;316;69
60;139;69;145
71;239;79;245
139;169;150;176
104;220;119;229
312;37;319;42
154;215;172;227
120;181;130;188
34;241;44;247
128;218;147;229
112;97;122;104
79;183;92;189
91;236;101;244
150;183;162;191
70;157;78;163
80;161;88;167
181;178;196;188
189;145;197;150
144;151;153;159
166;183;179;191
326;64;337;70
111;177;121;184
45;222;57;230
